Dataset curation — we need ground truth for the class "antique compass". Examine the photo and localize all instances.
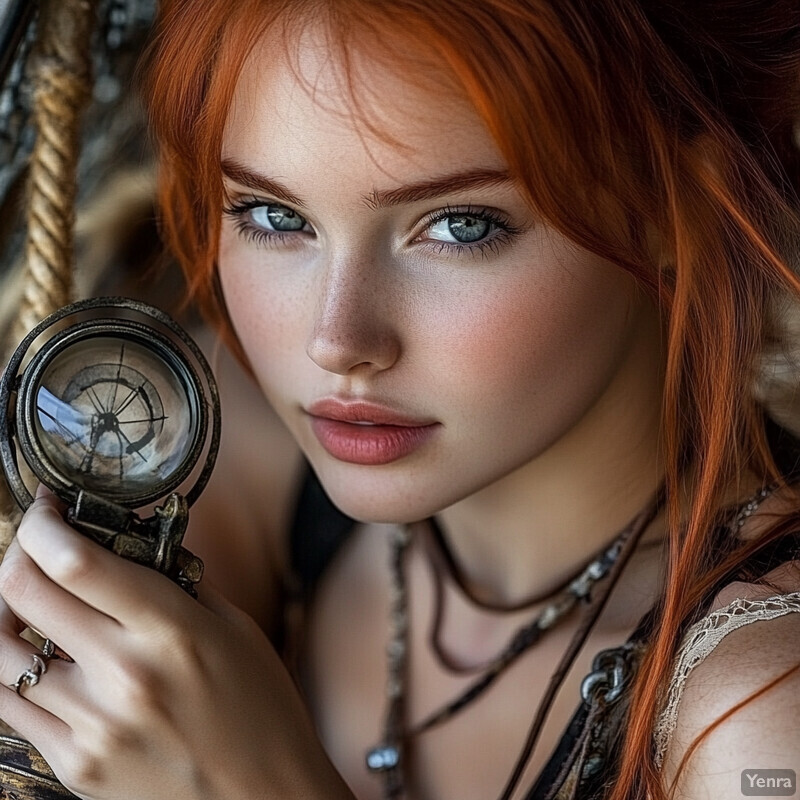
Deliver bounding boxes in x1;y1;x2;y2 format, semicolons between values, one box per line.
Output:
0;297;221;595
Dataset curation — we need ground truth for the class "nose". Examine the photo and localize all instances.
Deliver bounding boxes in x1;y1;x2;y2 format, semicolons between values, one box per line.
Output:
306;258;401;376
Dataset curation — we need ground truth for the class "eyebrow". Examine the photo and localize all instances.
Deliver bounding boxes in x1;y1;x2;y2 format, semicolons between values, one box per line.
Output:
222;160;307;208
221;159;513;210
365;169;513;209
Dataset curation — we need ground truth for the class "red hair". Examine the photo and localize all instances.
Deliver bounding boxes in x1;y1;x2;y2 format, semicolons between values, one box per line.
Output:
142;2;800;798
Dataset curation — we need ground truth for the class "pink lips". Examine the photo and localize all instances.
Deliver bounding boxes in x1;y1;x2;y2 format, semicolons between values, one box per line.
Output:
307;398;439;465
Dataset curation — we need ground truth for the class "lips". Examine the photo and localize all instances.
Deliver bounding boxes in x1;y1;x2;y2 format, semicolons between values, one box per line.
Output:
306;398;439;465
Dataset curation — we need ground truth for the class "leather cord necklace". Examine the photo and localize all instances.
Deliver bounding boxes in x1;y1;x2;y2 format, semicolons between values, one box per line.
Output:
365;481;775;800
429;515;599;609
425;517;617;675
365;482;667;800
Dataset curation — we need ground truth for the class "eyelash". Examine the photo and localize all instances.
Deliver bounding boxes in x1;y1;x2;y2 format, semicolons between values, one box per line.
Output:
222;197;521;257
416;205;521;258
222;197;307;248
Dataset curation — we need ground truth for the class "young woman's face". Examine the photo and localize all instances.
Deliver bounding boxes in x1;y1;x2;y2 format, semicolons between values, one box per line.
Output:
218;26;660;523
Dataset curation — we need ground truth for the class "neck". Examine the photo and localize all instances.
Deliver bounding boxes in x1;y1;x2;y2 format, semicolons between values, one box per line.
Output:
436;304;668;607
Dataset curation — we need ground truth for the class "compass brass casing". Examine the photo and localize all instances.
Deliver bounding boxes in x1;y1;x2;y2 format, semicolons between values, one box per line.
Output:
20;322;203;507
0;297;220;512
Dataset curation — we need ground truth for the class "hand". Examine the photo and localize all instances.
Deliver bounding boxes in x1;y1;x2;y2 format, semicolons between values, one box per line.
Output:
0;488;352;800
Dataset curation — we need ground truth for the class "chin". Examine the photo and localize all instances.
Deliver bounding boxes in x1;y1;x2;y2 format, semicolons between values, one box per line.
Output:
310;461;452;525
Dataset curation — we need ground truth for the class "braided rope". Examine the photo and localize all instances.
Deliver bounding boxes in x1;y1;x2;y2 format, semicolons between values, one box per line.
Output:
0;0;96;556
13;0;94;340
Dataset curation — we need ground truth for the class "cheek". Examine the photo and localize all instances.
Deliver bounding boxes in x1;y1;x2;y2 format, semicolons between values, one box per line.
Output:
217;237;309;387
424;254;636;424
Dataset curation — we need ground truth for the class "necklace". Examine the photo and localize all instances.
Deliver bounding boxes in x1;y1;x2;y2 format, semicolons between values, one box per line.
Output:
427;517;593;612
425;518;625;675
424;520;625;676
365;485;667;799
364;481;776;799
730;483;775;532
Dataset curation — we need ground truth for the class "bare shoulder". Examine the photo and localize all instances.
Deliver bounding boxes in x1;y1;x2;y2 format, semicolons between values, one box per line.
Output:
661;599;800;800
660;498;800;798
184;334;303;633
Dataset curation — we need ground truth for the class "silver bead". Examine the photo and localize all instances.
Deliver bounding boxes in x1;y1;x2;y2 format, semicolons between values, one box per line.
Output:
386;639;406;660
538;604;559;629
581;754;604;779
569;573;592;598
586;560;606;579
366;745;400;772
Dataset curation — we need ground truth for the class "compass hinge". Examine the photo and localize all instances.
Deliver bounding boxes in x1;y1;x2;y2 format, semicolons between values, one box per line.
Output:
66;490;203;596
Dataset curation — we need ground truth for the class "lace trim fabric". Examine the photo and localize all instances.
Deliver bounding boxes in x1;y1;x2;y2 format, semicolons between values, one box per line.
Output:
652;590;800;768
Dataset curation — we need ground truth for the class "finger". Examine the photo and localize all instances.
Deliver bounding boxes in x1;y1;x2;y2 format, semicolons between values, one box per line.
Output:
195;578;236;617
0;537;117;664
0;633;73;746
0;588;26;637
196;580;264;646
15;497;191;631
34;482;67;513
0;666;89;799
0;590;103;732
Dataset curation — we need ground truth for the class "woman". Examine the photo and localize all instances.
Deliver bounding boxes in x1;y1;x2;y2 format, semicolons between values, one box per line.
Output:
0;1;798;798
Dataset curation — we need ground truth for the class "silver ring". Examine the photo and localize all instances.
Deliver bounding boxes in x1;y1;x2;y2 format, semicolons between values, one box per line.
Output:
41;638;72;663
11;654;48;696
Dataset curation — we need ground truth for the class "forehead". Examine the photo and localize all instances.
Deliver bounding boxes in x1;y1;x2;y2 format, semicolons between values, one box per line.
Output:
222;18;505;180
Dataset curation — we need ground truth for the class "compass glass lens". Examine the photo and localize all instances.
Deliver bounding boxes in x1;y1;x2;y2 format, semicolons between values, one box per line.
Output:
32;335;199;500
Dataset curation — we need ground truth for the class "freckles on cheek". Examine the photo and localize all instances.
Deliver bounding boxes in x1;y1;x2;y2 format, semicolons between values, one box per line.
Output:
431;265;633;408
218;243;305;360
219;259;311;406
